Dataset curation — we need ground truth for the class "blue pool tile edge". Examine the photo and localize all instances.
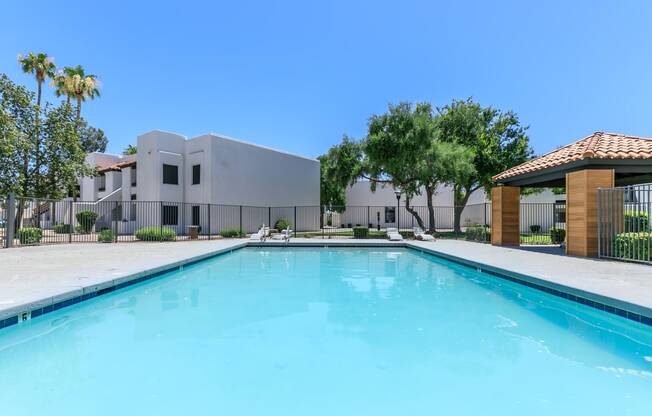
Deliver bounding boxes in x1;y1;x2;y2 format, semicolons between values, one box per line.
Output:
407;244;652;327
0;243;248;331
1;241;651;331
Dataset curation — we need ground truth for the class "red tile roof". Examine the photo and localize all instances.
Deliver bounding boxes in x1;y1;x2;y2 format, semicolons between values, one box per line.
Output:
492;132;652;182
98;159;136;173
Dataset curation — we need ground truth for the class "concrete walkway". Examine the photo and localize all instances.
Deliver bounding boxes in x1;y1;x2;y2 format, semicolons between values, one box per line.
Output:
1;238;651;322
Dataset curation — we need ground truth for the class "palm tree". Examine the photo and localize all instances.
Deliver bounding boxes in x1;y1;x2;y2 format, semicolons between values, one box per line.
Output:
17;52;56;108
53;65;100;120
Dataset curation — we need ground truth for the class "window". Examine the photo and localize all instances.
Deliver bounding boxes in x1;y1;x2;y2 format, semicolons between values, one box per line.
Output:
192;205;200;226
130;167;137;187
98;174;106;191
130;194;137;201
162;164;178;185
192;164;201;185
384;207;396;223
162;205;179;225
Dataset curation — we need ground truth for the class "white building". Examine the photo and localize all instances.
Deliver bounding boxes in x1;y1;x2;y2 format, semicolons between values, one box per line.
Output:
72;130;320;234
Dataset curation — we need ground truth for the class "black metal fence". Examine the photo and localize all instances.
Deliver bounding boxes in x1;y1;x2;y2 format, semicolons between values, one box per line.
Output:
598;185;652;264
1;195;567;248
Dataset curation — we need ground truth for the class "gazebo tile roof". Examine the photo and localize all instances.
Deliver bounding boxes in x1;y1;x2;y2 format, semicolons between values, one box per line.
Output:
492;132;652;182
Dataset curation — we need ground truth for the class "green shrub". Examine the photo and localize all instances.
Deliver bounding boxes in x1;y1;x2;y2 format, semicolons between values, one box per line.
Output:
466;225;490;242
18;227;43;244
624;210;649;232
399;231;415;239
53;223;71;234
353;226;369;239
135;226;176;241
549;228;566;244
75;210;99;233
614;232;652;261
274;218;291;231
98;229;115;243
220;227;244;238
529;224;541;233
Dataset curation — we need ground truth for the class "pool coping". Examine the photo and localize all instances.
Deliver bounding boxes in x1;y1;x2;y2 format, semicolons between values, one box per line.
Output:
1;240;651;330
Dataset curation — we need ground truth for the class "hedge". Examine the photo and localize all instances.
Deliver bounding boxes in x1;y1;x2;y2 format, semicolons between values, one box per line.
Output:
135;226;176;241
17;227;43;245
529;224;541;233
466;225;490;242
220;227;244;238
549;228;566;244
75;210;99;233
613;232;651;262
274;218;291;231
53;223;71;234
98;229;115;243
352;226;368;239
624;210;649;232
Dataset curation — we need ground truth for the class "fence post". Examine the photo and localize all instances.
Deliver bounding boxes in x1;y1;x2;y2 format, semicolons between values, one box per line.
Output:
239;205;243;234
207;204;211;240
68;200;73;243
114;201;119;243
5;193;15;248
294;206;297;233
160;201;163;236
268;206;271;228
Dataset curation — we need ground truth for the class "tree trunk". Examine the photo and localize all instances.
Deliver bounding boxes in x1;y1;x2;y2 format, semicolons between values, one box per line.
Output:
404;195;426;231
453;185;472;233
36;82;42;108
426;186;436;232
76;98;82;120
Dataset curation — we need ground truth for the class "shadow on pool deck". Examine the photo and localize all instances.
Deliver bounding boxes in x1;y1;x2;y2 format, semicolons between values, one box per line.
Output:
513;245;566;256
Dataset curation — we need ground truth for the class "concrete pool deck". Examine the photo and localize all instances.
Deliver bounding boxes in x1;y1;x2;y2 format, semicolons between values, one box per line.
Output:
1;238;651;325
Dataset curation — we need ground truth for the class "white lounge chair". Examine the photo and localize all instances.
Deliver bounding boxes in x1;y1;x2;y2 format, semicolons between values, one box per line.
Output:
386;227;403;241
414;227;435;241
271;228;293;240
249;229;263;241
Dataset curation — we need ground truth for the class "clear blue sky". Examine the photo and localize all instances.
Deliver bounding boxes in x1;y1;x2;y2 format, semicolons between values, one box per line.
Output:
2;0;652;158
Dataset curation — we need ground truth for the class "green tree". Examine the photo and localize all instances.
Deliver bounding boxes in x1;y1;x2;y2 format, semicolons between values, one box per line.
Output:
17;52;56;108
0;74;93;227
78;119;108;153
318;135;363;211
122;144;137;155
436;98;532;232
54;65;100;120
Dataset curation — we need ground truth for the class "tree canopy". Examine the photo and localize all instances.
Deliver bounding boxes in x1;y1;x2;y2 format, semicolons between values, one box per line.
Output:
436;98;532;231
0;73;93;199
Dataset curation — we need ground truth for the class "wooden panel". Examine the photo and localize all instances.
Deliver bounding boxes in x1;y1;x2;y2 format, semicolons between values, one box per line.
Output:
566;169;614;257
491;186;520;246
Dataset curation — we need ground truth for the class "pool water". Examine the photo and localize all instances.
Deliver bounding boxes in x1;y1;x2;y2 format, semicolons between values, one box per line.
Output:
1;247;651;415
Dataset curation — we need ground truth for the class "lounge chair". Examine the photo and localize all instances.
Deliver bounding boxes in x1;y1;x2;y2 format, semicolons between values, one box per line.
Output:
414;227;435;241
386;227;403;241
271;228;293;240
249;226;265;241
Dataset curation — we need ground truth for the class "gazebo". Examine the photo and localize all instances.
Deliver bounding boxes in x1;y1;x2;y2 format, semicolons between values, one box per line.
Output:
491;132;652;257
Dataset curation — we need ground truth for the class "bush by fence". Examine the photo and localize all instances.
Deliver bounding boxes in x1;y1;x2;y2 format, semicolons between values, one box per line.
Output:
613;232;651;262
17;227;43;245
135;226;176;241
624;210;649;232
353;226;369;239
466;225;490;242
219;227;244;238
549;228;566;244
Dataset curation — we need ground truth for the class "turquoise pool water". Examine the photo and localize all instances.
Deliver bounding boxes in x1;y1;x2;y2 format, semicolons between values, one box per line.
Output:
1;247;651;415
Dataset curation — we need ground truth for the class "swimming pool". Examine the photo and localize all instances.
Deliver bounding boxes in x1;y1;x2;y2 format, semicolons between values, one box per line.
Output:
1;247;651;415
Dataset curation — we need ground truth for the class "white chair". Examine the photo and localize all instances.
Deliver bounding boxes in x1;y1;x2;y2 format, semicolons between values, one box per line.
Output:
414;227;435;241
249;227;264;241
386;227;403;241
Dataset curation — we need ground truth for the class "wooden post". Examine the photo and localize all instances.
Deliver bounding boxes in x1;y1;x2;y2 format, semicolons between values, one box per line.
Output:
566;169;615;257
491;186;520;246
